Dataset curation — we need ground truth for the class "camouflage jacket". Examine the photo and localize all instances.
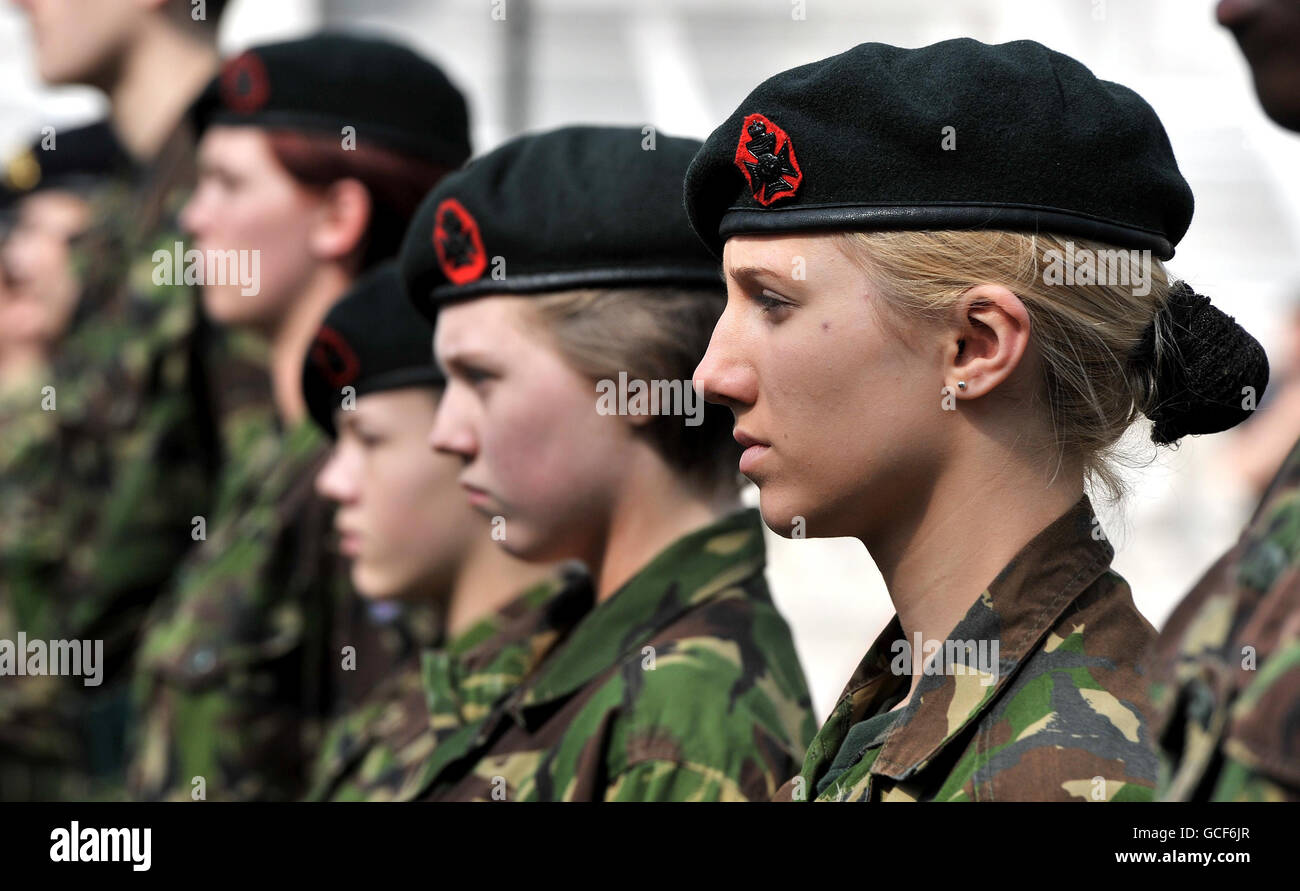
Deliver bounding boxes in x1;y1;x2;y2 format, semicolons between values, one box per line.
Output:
307;566;593;801
127;416;386;801
415;508;817;801
0;123;244;801
1149;437;1300;801
779;495;1159;802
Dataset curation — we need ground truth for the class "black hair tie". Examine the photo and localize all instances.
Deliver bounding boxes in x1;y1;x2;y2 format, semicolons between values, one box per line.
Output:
1136;280;1271;445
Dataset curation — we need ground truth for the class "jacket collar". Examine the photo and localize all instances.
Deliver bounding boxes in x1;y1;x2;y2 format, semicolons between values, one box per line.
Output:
820;495;1114;785
509;508;767;724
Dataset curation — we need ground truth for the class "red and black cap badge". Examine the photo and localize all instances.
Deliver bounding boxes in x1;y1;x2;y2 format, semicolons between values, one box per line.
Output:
733;113;802;206
219;51;272;114
309;326;361;390
433;198;488;286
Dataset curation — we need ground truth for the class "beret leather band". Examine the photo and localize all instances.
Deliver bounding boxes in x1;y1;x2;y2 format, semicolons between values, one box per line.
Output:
428;264;724;304
717;202;1176;260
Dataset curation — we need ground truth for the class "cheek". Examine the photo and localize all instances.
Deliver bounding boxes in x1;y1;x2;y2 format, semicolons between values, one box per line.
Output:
484;379;620;507
201;193;316;321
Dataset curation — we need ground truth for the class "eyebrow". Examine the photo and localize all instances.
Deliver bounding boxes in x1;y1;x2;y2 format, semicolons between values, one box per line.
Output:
726;264;787;283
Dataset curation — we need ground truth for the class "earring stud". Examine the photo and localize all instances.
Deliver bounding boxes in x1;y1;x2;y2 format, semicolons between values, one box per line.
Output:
957;380;967;390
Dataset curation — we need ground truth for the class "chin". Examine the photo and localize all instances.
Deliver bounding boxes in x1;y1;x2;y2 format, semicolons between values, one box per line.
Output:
200;287;258;326
351;566;404;601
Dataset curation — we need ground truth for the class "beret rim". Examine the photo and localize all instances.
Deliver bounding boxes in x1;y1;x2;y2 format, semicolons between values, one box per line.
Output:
308;366;444;438
713;202;1176;261
426;264;724;304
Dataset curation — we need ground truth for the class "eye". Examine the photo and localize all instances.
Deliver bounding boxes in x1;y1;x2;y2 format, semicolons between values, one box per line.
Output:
753;289;792;317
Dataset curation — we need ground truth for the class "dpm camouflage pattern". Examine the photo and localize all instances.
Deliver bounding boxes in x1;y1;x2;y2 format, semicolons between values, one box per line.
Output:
1149;437;1300;801
0;123;258;801
414;508;816;802
127;417;392;801
307;567;592;801
778;496;1159;802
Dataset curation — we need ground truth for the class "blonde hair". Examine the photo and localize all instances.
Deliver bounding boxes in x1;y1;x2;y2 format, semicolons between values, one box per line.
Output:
839;229;1172;501
517;286;742;495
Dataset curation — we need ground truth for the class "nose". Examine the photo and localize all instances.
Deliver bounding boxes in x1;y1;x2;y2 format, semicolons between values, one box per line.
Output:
314;444;358;504
427;383;478;461
179;185;211;239
693;307;757;413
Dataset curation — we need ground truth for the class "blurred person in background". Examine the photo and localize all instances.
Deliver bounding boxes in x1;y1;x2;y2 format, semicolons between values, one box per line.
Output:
0;0;233;801
688;37;1268;801
127;34;471;801
399;126;815;801
1146;0;1300;802
0;120;128;394
302;262;589;801
1225;298;1300;498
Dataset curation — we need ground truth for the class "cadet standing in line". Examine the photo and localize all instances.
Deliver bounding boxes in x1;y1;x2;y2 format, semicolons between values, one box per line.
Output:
127;34;471;801
686;38;1270;801
0;120;132;799
398;126;816;802
1146;0;1300;802
2;0;236;801
300;261;594;801
0;121;129;394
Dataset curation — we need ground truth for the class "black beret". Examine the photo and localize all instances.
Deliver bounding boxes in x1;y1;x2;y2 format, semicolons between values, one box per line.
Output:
399;125;722;319
302;261;444;438
685;38;1193;260
1;120;129;211
190;32;471;168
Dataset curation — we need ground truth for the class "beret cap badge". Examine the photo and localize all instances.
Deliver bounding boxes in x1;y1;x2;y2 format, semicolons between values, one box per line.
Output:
433;198;488;286
309;326;361;389
220;51;271;114
734;113;802;206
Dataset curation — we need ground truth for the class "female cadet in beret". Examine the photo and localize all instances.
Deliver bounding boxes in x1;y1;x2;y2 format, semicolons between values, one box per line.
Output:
398;125;816;801
686;38;1270;801
127;34;471;801
299;262;590;801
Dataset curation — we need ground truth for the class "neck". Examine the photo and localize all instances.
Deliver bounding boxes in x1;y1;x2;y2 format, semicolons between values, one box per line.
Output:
109;21;218;161
443;535;556;640
587;450;738;603
0;347;47;388
268;267;351;427
865;443;1083;705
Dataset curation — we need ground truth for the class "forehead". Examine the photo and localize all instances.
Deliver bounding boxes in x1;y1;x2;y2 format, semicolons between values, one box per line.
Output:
433;294;533;355
722;232;851;279
197;125;275;168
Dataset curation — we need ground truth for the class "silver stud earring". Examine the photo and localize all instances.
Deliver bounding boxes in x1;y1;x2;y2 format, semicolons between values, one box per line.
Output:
957;380;967;390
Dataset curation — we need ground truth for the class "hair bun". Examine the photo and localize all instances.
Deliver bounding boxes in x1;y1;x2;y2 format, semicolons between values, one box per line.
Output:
1138;281;1270;445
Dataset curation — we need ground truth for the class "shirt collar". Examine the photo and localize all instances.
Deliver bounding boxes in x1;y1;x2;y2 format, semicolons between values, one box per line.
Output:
823;495;1114;784
510;508;767;721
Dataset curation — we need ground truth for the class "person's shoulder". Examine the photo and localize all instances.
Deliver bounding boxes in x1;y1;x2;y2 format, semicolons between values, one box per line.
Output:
965;568;1159;801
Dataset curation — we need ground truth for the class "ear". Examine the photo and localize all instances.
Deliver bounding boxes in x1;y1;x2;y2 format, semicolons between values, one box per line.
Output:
308;178;372;263
944;283;1032;400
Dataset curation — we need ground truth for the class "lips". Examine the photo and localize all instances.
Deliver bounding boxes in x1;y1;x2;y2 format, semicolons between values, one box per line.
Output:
1216;0;1263;27
336;526;362;558
461;480;493;507
734;428;772;476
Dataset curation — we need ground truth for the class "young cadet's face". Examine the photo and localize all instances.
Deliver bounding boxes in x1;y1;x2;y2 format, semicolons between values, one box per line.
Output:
431;295;630;563
694;233;947;541
0;190;91;347
315;388;475;600
181;126;324;332
14;0;142;87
